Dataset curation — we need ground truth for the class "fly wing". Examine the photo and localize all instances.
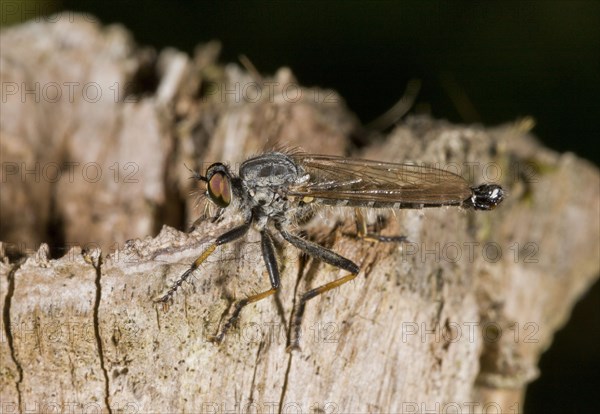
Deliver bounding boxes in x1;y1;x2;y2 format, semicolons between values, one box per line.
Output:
288;154;473;205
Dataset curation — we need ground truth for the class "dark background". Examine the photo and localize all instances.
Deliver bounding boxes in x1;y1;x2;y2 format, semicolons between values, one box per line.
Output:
4;1;599;411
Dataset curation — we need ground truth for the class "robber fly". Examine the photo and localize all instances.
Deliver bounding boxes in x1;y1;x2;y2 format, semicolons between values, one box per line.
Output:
156;151;504;350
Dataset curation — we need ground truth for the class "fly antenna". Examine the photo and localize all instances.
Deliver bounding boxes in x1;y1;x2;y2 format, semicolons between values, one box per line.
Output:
184;163;207;182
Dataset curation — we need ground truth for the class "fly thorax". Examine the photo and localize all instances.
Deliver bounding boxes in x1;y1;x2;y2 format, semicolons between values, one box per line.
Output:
239;152;300;217
239;153;299;187
249;186;288;216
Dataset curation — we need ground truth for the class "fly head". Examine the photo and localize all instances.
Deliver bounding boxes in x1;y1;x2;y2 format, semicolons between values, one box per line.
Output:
203;162;233;208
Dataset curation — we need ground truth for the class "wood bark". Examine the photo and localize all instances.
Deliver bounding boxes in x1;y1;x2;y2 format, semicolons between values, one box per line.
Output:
1;14;599;413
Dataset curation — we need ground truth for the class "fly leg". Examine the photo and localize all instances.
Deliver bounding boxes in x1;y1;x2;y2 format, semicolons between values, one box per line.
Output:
188;207;226;232
276;223;359;352
210;229;280;344
353;208;408;243
155;220;251;307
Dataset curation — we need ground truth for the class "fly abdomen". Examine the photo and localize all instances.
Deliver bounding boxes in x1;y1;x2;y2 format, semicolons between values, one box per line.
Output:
308;198;463;209
463;184;505;210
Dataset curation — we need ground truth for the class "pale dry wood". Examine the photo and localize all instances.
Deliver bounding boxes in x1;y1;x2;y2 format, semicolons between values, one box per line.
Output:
1;13;599;414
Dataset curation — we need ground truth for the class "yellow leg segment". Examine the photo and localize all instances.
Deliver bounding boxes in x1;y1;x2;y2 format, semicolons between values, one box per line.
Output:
156;243;218;307
211;287;278;343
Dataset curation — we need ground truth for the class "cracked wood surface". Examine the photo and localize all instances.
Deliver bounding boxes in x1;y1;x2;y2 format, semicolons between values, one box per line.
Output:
1;13;599;413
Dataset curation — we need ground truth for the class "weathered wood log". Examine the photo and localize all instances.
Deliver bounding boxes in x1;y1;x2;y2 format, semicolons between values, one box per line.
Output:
1;14;598;413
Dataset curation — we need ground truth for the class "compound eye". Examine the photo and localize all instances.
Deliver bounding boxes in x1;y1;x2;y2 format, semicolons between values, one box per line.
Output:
207;172;231;208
